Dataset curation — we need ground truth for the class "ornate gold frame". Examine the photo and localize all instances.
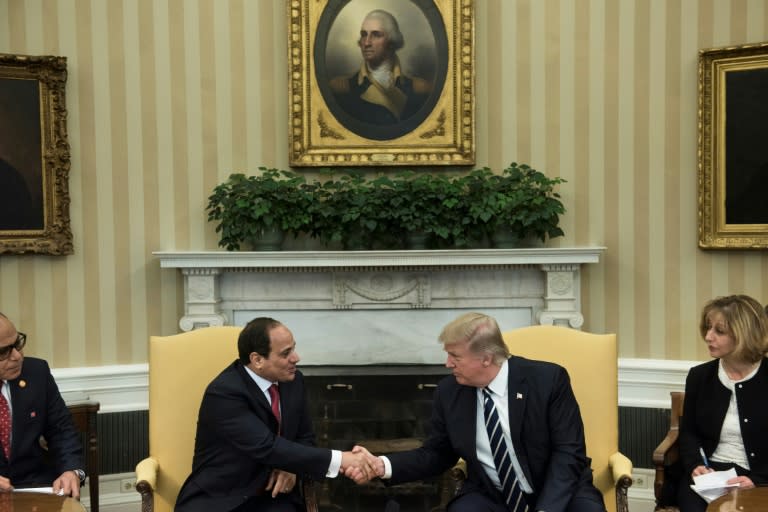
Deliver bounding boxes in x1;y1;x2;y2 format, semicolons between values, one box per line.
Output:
0;53;72;255
698;41;768;249
288;0;474;166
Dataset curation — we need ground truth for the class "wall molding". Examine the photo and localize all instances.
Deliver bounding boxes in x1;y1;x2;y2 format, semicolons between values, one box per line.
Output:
617;358;694;408
54;363;148;413
53;358;699;412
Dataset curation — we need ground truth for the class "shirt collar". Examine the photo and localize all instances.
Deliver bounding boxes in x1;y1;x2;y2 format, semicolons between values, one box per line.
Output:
244;364;274;393
485;359;509;397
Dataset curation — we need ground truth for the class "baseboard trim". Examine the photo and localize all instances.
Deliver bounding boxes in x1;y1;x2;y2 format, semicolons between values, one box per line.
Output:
52;358;699;412
87;470;658;512
628;467;657;512
82;472;141;511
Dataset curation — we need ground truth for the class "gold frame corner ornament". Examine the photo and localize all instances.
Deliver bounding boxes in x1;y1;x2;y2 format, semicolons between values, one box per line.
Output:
0;53;73;255
288;0;475;167
698;41;768;249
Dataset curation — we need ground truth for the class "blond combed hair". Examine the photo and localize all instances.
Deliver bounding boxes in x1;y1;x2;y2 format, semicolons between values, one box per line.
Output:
438;312;510;365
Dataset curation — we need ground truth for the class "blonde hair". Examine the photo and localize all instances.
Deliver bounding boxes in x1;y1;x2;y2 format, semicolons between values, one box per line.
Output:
699;294;768;363
439;312;510;364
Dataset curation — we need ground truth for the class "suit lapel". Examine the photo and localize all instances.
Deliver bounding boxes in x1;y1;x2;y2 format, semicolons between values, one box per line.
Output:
507;357;528;447
234;362;279;432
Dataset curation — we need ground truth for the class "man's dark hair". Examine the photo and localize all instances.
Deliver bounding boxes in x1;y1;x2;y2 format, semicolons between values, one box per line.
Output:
238;317;281;364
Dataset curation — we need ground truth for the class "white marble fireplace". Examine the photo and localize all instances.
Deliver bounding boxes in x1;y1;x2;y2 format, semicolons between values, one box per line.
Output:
155;248;604;366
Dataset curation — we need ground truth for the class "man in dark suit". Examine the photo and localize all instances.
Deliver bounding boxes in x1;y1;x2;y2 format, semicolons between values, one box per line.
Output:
0;313;85;496
175;317;374;512
348;312;605;512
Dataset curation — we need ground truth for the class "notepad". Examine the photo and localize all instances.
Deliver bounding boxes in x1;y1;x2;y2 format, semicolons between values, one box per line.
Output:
690;468;740;503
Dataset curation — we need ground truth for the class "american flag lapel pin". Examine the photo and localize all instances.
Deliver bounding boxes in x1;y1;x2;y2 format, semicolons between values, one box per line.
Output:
516;393;523;399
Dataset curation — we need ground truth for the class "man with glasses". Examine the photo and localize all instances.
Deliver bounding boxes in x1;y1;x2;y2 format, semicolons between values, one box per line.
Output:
0;313;85;496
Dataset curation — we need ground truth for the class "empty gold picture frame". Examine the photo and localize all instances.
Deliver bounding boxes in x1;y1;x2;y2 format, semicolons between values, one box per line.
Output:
288;0;475;166
698;41;768;249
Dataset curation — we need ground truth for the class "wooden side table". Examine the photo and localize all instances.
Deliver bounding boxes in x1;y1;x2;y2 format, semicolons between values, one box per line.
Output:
707;486;768;512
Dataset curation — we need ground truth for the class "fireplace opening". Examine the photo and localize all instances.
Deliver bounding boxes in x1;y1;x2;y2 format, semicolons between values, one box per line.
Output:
303;365;454;512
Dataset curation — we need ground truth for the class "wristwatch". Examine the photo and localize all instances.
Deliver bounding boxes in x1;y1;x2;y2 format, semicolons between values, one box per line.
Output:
74;469;86;483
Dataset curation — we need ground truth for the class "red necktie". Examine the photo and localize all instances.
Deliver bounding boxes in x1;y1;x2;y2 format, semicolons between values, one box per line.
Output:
268;384;281;425
0;382;11;460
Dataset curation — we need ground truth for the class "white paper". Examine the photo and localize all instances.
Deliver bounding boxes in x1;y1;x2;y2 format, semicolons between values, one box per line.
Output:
13;487;55;494
690;468;740;503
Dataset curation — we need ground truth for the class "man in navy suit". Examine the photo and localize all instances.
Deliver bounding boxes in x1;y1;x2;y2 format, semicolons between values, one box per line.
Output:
348;312;605;512
0;313;85;496
175;317;374;512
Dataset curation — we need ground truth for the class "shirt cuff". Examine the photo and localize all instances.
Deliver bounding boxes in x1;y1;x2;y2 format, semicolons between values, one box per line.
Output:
326;450;342;477
381;455;393;479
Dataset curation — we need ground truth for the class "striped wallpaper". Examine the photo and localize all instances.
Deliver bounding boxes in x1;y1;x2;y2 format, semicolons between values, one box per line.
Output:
1;0;768;368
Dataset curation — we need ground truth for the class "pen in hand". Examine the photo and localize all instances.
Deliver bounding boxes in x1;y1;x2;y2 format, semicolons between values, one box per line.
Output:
699;447;710;469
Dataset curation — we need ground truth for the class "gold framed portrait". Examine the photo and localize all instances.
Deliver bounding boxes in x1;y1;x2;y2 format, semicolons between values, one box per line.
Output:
288;0;475;166
698;41;768;249
0;53;72;255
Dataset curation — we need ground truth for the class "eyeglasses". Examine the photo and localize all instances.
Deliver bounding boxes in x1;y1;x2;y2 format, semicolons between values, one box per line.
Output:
0;332;26;361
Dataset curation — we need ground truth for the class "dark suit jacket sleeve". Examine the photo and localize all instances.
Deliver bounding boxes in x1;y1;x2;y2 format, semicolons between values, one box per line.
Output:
3;358;83;486
527;363;590;511
196;367;330;480
41;363;85;474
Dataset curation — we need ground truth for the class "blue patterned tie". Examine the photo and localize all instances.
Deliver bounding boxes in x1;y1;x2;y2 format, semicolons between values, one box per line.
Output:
483;388;528;512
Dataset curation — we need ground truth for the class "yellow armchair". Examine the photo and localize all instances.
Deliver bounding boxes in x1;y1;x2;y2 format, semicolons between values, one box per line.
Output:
134;326;317;512
448;326;633;512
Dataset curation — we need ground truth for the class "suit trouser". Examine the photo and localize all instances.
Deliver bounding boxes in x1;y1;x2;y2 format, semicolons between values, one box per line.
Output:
232;493;301;512
448;485;606;512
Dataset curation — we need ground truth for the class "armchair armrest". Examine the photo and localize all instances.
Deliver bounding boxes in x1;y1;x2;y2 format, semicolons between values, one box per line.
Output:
609;451;633;484
450;459;467;482
609;452;633;512
135;457;159;512
652;428;680;505
652;429;679;467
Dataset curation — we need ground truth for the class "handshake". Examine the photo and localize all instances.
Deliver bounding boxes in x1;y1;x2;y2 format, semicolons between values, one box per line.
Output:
340;445;385;484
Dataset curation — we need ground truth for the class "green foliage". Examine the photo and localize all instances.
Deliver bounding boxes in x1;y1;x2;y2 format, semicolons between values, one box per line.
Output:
387;171;466;247
206;163;566;250
466;163;566;243
206;168;312;250
310;171;396;249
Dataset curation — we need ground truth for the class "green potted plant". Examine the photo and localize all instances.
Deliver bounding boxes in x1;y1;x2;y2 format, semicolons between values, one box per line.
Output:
206;168;313;250
310;171;394;250
484;163;566;247
388;171;467;249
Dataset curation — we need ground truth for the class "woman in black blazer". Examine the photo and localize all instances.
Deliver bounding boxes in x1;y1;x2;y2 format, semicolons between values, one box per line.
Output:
677;294;768;512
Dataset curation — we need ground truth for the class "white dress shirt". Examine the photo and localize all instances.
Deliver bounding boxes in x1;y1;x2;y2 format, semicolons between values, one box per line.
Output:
478;360;533;494
244;366;342;477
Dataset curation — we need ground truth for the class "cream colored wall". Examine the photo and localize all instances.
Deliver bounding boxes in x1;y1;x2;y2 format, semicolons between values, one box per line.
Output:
1;0;768;367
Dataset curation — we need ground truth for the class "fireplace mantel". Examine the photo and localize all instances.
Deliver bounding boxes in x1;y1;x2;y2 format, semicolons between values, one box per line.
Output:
156;248;604;341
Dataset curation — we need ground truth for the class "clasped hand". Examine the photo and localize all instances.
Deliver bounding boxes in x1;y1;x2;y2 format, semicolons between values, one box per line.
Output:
341;445;384;484
266;469;296;498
